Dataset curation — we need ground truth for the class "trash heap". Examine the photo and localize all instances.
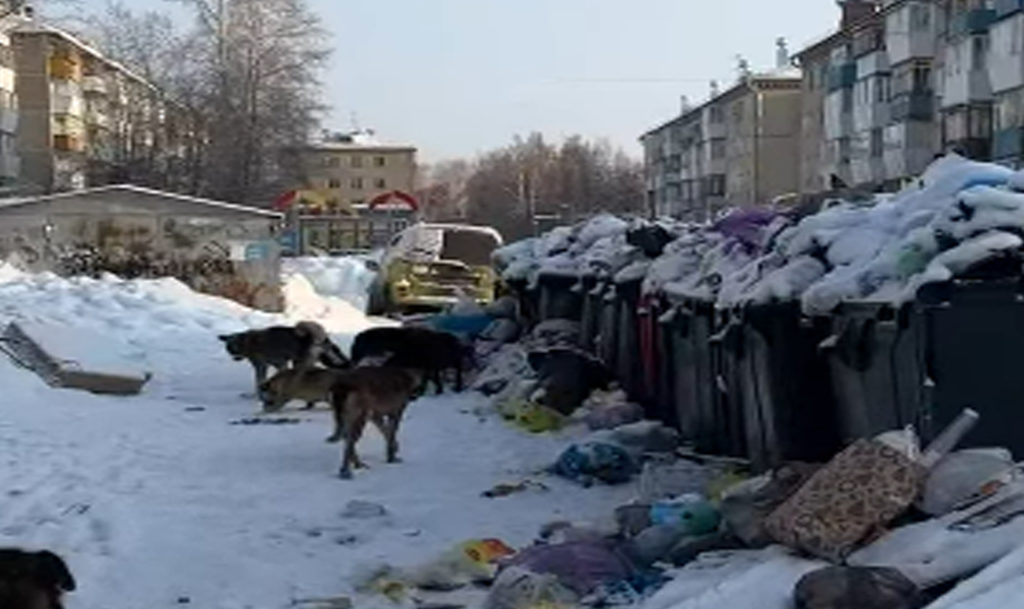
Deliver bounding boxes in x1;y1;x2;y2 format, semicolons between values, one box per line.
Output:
494;154;1022;316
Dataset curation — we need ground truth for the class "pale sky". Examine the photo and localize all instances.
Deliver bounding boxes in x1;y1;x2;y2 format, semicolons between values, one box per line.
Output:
73;0;841;162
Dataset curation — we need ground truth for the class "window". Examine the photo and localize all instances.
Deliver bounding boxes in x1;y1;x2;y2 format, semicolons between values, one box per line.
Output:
969;105;992;138
709;106;724;124
352;198;365;206
870;128;884;157
350;155;363;168
375;177;387;189
731;100;745;124
350;177;363;189
876;75;890;103
327;178;341;189
374;156;386;167
710;138;726;160
910;3;931;31
842;87;854;112
1014;19;1023;56
323;156;339;168
704;174;726;197
912;66;931;93
971;35;988;71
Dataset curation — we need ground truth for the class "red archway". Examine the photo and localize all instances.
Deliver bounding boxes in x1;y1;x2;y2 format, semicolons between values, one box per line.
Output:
368;190;419;211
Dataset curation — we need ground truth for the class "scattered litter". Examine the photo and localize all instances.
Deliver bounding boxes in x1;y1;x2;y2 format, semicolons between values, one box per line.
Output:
230;417;302;426
482;480;549;499
341;500;388;519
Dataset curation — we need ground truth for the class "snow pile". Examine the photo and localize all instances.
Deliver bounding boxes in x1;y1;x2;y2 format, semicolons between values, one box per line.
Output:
282;255;378;312
0;264;636;609
504;155;1024;313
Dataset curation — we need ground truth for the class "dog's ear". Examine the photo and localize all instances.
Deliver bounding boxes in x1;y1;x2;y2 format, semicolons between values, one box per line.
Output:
34;551;75;592
217;334;231;342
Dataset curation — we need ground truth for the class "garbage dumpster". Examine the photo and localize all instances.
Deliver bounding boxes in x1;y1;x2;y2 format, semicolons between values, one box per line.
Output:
506;277;539;329
596;284;619;372
663;295;718;453
712;308;749;460
740;303;842;470
579;275;603;353
615;277;645;406
822;302;928;445
537;273;582;322
919;277;1024;457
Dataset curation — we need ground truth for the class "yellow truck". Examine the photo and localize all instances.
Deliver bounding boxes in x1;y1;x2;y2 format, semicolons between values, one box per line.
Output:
366;223;504;314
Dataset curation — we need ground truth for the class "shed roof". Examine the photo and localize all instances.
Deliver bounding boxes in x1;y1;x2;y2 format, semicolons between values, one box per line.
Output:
0;185;283;218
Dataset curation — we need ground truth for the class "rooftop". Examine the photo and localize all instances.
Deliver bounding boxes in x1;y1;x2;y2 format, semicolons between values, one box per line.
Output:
308;129;416;152
0;184;283;218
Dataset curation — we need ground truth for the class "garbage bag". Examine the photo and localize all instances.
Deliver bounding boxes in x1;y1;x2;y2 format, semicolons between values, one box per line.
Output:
764;439;926;562
550;442;637;486
793;566;923;609
919;449;1018;516
502;541;636;596
583;400;644;431
409;538;515;591
484;566;579;609
650;494;721;535
600;421;680;455
720;462;820;548
624;523;691;568
637;459;714;503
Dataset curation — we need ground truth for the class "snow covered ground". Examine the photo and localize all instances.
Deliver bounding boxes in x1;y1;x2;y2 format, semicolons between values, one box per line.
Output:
0;264;630;609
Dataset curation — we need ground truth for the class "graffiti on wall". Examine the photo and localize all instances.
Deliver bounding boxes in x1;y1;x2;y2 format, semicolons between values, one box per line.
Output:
0;215;283;312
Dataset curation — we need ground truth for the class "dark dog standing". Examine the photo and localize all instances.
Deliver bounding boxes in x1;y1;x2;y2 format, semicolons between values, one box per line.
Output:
0;549;75;609
350;327;469;395
219;322;349;393
325;366;421;478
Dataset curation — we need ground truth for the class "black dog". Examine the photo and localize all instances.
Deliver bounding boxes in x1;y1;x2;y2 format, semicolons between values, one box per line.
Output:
0;549;75;609
350;326;469;394
219;321;350;393
528;347;614;415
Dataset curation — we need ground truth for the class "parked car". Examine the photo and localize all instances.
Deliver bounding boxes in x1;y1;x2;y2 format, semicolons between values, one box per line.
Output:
366;223;503;314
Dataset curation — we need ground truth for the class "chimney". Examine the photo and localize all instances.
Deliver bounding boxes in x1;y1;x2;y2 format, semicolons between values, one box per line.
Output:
681;94;691;113
838;0;876;30
710;80;720;97
776;37;789;70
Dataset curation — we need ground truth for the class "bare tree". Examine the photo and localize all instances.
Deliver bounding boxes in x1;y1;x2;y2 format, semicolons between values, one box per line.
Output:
463;133;644;240
169;0;331;204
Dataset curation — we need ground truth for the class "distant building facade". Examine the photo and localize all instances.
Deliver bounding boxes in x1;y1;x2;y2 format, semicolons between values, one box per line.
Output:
641;60;802;221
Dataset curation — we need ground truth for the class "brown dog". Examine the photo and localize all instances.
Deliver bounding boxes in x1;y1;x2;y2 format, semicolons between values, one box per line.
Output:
326;366;421;479
0;549;75;609
258;367;340;412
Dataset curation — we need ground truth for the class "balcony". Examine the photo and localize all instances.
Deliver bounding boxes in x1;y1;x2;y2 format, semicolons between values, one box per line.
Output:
0;108;17;134
82;75;108;96
995;0;1024;20
950;8;997;37
53;134;84;153
48;55;81;81
828;63;858;91
85;109;111;130
857;51;890;78
891;92;936;122
992;127;1024;161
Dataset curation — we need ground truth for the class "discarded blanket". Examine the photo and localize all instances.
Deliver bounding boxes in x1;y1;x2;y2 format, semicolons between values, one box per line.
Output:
501;540;636;596
764;439;925;562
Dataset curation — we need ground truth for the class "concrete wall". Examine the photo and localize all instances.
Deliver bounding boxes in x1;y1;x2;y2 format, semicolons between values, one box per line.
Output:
14;33;52;192
0;189;283;311
757;86;803;203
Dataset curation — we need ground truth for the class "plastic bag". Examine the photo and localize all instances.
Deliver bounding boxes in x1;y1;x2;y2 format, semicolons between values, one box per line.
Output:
920;448;1018;516
484;566;578;609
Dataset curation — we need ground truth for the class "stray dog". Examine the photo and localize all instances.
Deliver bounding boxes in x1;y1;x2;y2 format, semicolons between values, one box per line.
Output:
350;327;468;394
0;549;75;609
219;321;350;393
258;367;340;412
326;366;421;479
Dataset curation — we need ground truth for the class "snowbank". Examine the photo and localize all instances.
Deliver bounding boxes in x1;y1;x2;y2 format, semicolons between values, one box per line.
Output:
282;255;378;313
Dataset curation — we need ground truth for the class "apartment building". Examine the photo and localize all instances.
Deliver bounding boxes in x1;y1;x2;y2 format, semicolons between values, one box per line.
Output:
938;0;996;161
989;0;1024;166
0;26;17;186
297;130;417;213
11;21;185;193
641;65;801;220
